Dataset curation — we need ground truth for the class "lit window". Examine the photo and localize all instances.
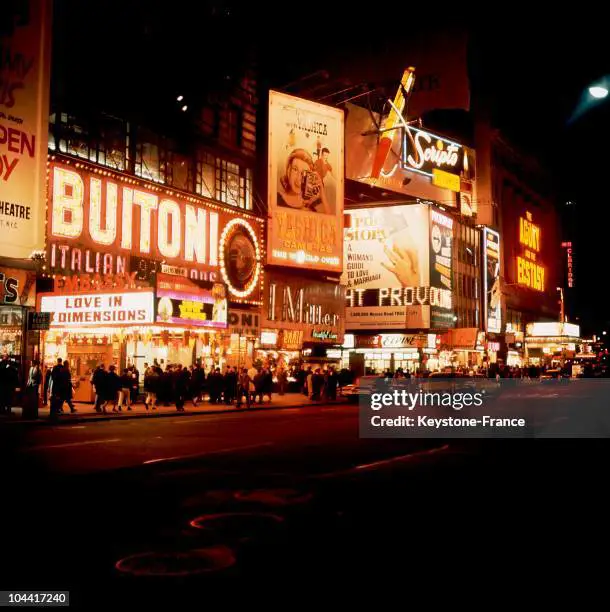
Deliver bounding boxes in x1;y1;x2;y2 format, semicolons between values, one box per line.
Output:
196;152;215;198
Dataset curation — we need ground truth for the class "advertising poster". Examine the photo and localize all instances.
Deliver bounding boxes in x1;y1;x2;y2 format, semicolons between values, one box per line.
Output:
267;91;344;273
0;0;52;258
429;208;454;328
155;274;227;329
343;204;455;330
483;228;501;333
263;271;344;345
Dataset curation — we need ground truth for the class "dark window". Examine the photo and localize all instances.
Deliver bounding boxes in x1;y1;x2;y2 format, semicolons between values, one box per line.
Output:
135;129;168;184
49;112;128;171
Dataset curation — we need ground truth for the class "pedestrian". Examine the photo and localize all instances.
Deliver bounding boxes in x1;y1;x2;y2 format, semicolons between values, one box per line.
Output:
49;358;65;417
236;368;252;409
24;359;42;418
62;361;77;413
223;366;235;405
0;354;18;415
253;369;265;404
304;367;312;396
277;367;288;395
43;365;52;406
263;367;273;402
106;365;122;412
91;364;108;413
143;364;158;410
326;367;338;401
190;363;203;405
306;368;314;399
311;368;323;401
119;368;132;410
174;365;189;412
209;367;223;404
129;365;140;405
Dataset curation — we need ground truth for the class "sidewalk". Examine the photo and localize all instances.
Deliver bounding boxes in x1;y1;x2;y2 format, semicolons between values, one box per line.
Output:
0;393;349;427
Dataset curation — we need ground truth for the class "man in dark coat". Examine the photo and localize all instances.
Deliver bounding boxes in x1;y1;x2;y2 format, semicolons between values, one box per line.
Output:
105;365;122;412
49;358;66;417
0;354;18;415
91;364;108;413
175;365;190;412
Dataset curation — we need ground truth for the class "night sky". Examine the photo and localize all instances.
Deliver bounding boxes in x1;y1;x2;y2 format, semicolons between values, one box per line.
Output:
53;2;608;333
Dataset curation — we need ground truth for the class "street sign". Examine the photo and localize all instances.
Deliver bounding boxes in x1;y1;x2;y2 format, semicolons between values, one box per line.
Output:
28;311;51;331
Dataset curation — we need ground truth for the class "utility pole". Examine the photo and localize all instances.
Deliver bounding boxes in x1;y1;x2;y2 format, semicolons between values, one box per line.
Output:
557;287;565;323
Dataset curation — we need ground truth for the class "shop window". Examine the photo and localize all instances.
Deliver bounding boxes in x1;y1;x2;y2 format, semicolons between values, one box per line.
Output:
0;306;24;358
216;159;252;210
196;151;215;199
216;159;240;206
241;168;253;210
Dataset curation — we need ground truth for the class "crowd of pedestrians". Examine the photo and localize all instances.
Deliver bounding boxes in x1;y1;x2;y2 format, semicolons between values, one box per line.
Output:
0;358;351;418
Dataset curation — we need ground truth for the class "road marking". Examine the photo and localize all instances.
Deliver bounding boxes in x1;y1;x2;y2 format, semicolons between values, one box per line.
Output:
317;444;450;479
26;438;121;451
142;442;273;465
68;426;86;429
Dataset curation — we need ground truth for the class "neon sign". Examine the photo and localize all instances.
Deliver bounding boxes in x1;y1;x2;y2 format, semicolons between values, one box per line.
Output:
47;160;263;302
516;211;545;292
402;126;463;177
562;241;574;288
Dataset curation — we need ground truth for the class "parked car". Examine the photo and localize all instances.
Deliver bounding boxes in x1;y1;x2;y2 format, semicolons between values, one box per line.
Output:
540;368;570;382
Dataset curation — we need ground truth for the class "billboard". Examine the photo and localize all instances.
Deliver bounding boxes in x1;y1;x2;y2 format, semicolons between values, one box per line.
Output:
47;159;263;304
0;0;52;258
342;204;453;330
155;274;227;329
344;102;462;206
263;271;345;346
429;208;454;328
483;228;501;333
267;91;344;273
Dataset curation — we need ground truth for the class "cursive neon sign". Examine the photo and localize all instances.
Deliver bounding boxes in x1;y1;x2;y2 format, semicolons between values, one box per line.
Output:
402;126;462;177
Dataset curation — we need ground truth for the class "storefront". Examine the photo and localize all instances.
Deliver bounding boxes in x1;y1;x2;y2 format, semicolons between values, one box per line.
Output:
525;321;581;366
0;266;38;387
438;328;485;371
342;333;436;376
259;271;344;371
40;156;263;396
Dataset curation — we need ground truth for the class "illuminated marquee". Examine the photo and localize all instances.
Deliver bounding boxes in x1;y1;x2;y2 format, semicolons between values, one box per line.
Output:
516;211;545;291
39;291;155;327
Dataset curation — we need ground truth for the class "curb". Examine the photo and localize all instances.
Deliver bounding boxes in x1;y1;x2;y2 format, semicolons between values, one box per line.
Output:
0;398;350;428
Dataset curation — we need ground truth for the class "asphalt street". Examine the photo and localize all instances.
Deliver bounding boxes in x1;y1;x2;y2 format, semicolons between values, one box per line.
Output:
1;380;608;607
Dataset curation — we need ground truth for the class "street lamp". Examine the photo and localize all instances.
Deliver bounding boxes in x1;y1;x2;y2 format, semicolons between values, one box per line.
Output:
589;85;609;99
556;287;565;323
